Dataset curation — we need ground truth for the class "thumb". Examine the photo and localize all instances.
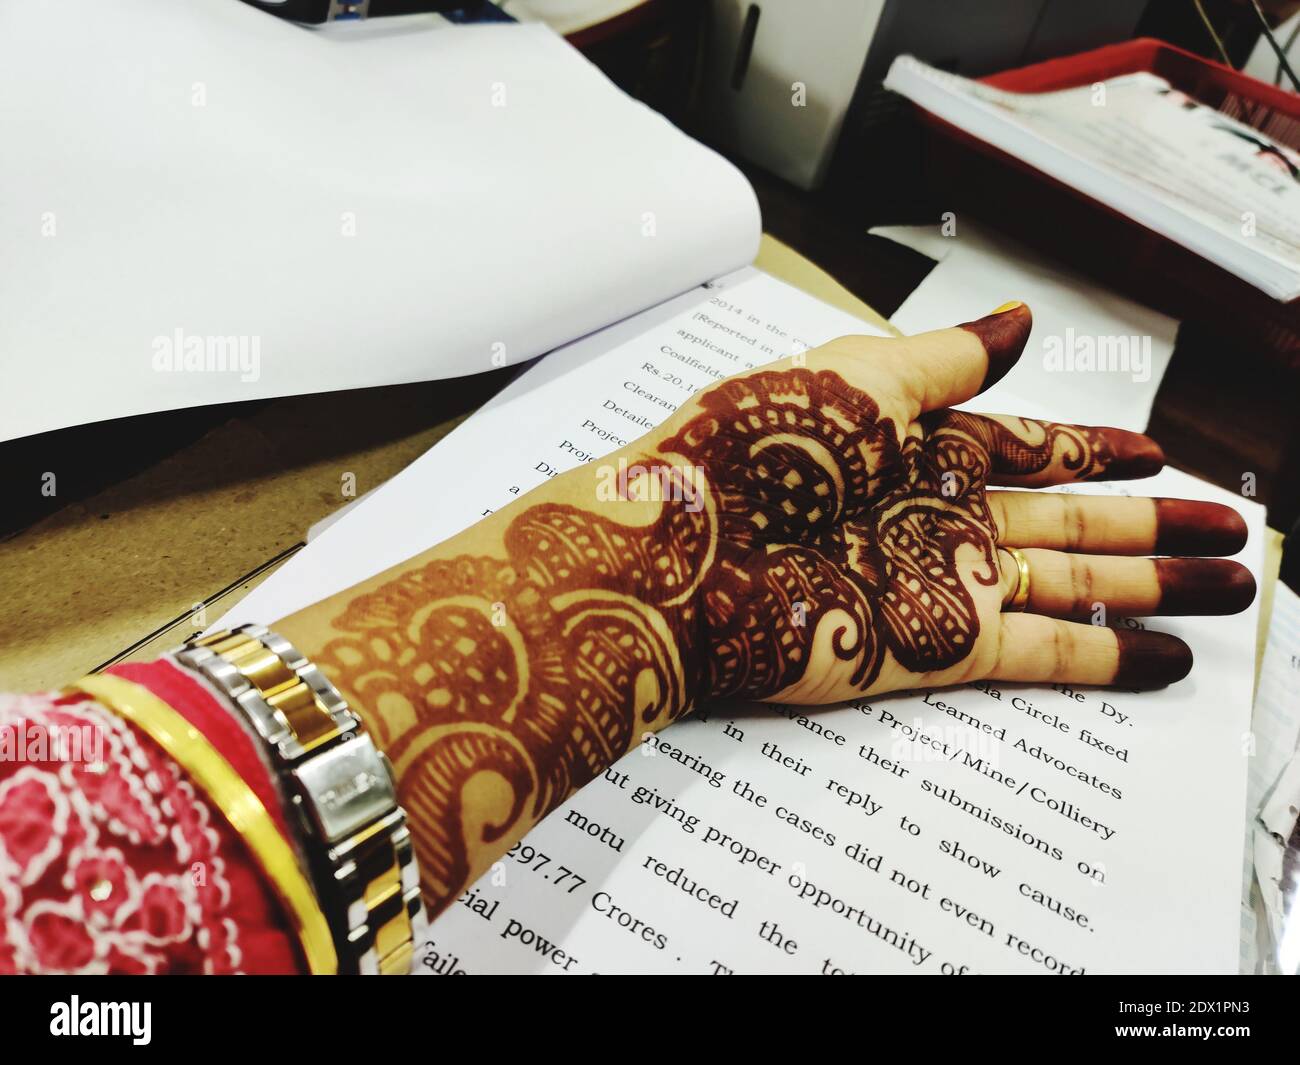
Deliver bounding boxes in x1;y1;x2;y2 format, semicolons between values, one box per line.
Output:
883;300;1033;415
957;300;1033;393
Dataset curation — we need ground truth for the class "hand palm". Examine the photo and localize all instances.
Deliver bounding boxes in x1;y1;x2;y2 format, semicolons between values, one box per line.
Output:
657;364;1112;703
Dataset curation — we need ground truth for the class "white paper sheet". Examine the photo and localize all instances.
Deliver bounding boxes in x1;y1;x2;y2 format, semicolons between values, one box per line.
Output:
0;0;758;441
1249;583;1300;969
224;268;1264;974
871;221;1176;433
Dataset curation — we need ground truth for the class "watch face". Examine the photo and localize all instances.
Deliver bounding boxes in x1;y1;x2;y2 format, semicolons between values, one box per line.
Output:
294;735;397;843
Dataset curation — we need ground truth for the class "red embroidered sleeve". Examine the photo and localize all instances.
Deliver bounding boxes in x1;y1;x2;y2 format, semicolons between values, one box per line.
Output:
0;669;305;975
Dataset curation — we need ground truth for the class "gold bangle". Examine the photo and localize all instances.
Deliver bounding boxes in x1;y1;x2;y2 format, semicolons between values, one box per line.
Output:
1002;546;1032;612
67;673;338;975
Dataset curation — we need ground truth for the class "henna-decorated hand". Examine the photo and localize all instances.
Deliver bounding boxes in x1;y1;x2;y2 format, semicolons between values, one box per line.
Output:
638;302;1255;704
277;302;1255;908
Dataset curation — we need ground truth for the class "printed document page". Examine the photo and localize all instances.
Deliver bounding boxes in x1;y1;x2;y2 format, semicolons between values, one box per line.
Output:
227;268;1265;974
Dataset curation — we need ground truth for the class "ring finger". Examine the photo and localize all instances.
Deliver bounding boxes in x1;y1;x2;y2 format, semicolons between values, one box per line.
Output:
996;547;1256;619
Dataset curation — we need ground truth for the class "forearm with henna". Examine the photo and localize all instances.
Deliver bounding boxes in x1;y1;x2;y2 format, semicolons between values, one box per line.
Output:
274;452;700;913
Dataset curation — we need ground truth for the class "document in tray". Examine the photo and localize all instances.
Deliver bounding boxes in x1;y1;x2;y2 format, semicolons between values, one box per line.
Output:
885;56;1300;301
226;269;1265;974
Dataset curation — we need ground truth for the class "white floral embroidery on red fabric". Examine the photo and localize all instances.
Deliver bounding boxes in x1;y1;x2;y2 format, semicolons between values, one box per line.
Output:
0;692;243;974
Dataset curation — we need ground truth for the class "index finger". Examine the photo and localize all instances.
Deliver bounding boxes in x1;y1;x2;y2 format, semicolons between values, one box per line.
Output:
935;411;1165;486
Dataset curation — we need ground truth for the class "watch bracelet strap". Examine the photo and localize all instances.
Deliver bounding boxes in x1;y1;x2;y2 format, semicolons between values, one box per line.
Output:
174;624;426;974
166;652;310;870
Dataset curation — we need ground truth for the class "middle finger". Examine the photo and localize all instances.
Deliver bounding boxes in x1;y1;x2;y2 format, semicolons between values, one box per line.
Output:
988;492;1248;557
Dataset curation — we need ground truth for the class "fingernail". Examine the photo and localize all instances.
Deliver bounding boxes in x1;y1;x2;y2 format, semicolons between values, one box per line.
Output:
1156;558;1256;615
1154;498;1248;556
1092;428;1164;480
959;301;1032;390
1113;630;1193;689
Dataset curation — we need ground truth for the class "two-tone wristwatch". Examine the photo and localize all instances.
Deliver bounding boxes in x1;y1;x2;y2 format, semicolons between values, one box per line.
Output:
174;624;426;974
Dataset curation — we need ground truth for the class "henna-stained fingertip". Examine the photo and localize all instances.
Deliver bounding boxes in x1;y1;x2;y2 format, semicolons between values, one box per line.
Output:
1155;558;1257;615
959;301;1032;390
1089;429;1165;481
1153;499;1249;556
1112;630;1194;689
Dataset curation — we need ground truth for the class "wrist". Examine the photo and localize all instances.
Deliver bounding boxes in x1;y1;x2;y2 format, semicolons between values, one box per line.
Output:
173;625;426;974
265;451;707;913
